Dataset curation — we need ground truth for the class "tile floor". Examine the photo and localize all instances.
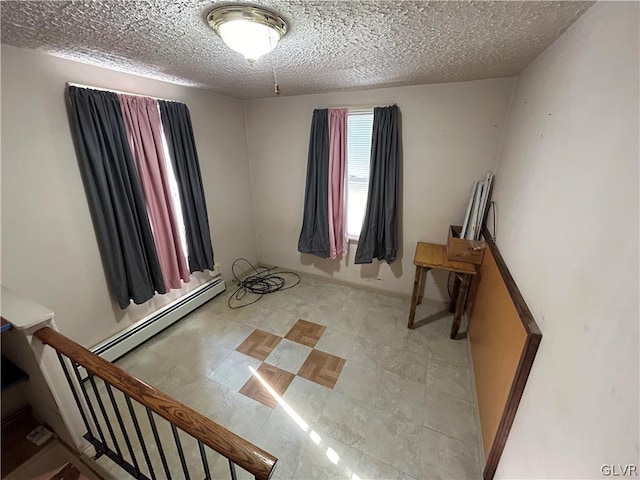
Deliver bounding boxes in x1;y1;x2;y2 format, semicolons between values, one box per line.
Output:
89;277;482;479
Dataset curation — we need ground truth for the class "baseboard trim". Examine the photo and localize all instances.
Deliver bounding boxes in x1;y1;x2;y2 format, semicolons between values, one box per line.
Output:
467;320;486;473
79;278;225;378
257;262;414;300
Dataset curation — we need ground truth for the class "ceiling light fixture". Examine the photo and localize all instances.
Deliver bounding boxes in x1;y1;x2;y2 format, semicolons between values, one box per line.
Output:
207;5;288;63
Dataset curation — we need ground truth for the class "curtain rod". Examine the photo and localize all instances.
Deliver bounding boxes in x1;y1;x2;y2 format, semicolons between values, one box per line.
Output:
330;103;397;112
66;82;178;103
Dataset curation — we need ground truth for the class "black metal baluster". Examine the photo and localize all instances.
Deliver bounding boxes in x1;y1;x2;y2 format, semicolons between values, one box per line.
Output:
228;460;238;480
105;383;140;475
125;397;156;480
87;372;123;460
146;408;172;480
171;424;190;480
56;352;91;435
197;441;211;480
71;362;107;453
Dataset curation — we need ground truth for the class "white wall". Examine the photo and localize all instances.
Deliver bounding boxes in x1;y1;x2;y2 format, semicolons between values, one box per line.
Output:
244;78;515;299
491;2;639;477
1;45;257;347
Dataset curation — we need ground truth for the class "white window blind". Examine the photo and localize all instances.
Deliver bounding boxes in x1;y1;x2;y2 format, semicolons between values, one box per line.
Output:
346;111;374;238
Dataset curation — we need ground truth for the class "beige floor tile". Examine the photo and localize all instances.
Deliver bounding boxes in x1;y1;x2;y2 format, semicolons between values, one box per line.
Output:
375;370;427;424
167;310;232;340
356;453;418;480
426;358;473;401
314;392;369;451
362;412;423;478
158;336;234;379
207;350;262;391
209;455;255;480
317;393;423;477
255;310;300;337
281;376;334;425
210;320;256;349
343;288;380;309
215;392;272;443
151;363;197;399
359;310;409;345
155;368;236;421
257;284;307;311
265;338;313;373
143;321;202;351
406;307;453;339
232;304;273;324
428;335;470;367
420;427;481;479
251;408;311;479
422;389;478;447
201;290;240;316
115;348;177;387
293;431;362;480
293;281;349;308
382;343;430;383
281;300;316;320
334;360;381;403
314;327;357;358
318;305;367;334
389;334;431;358
348;336;389;369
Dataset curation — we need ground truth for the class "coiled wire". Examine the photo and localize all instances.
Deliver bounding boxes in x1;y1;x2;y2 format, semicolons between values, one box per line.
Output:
227;258;300;309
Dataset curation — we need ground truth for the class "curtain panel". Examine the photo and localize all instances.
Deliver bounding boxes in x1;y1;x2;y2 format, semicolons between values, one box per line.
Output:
355;105;400;264
298;109;330;258
159;101;215;272
68;87;166;308
328;108;348;259
118;94;190;290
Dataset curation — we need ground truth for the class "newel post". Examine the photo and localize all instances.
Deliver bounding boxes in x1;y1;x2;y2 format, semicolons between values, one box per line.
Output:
1;286;89;452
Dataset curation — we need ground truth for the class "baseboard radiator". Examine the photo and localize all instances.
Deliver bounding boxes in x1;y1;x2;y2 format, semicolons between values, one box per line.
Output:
81;276;225;377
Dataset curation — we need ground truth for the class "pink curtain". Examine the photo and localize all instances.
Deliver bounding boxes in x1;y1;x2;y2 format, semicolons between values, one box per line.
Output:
328;108;348;259
119;94;190;289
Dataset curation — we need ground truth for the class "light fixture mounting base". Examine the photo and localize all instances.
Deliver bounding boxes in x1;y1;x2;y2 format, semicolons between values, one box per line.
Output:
206;5;288;39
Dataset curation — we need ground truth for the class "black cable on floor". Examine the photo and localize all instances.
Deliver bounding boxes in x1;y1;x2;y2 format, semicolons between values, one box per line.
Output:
227;258;301;309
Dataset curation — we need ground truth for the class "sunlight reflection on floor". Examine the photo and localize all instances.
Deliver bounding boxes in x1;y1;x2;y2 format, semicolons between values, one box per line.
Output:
249;365;365;478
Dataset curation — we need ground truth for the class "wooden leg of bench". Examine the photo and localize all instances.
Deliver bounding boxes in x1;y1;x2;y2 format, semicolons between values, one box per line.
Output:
408;266;423;329
449;275;461;313
450;274;471;339
417;267;429;305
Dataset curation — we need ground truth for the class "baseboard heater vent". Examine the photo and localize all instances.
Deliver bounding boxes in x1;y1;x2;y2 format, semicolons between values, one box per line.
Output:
80;277;225;379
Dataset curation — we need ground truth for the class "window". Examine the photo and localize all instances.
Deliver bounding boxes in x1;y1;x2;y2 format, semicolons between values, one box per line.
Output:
346;111;374;238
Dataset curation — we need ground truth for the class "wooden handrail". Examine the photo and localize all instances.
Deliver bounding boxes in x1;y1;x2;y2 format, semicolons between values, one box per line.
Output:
34;327;277;480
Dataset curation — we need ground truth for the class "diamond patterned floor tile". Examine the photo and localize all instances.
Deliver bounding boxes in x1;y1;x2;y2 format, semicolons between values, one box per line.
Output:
285;319;327;348
297;349;346;389
235;329;282;361
239;363;295;408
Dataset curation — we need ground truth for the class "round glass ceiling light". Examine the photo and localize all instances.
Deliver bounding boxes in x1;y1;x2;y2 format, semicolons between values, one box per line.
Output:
207;5;288;62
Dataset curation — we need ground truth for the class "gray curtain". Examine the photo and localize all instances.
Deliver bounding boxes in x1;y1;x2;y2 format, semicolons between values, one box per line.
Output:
68;87;166;308
159;101;214;272
355;105;400;264
298;109;330;258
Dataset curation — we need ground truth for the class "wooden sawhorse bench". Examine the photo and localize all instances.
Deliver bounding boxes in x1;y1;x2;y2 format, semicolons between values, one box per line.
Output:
407;242;478;339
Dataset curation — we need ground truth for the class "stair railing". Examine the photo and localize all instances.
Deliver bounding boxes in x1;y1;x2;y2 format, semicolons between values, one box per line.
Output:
33;327;277;480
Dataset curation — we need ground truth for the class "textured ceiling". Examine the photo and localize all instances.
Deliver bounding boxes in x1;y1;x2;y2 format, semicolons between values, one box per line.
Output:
1;1;593;99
